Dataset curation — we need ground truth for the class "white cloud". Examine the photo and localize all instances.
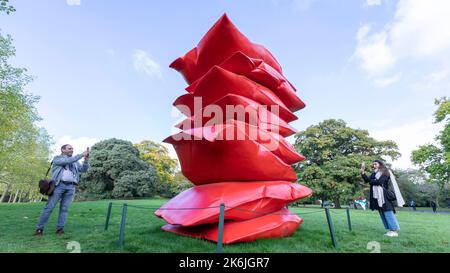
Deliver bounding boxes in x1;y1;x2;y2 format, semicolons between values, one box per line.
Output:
410;69;450;97
52;136;98;157
366;0;381;6
132;49;162;78
373;73;402;88
355;0;450;76
390;0;450;59
355;24;396;76
66;0;81;6
426;69;450;82
370;117;444;169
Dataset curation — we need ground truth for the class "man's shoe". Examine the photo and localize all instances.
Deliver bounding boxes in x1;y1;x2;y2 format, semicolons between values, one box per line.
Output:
33;229;43;236
56;229;65;235
390;231;399;237
384;231;399;237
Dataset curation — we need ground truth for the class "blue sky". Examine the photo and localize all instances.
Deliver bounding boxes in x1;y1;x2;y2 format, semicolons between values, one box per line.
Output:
1;0;449;169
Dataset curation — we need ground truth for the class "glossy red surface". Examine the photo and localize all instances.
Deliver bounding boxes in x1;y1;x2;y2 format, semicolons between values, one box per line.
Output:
160;13;311;244
155;181;312;226
169;14;282;84
162;208;303;244
175;66;297;123
163;122;299;185
215;51;305;112
175;93;297;137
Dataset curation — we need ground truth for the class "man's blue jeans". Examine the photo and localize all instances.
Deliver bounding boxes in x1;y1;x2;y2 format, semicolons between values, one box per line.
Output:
378;210;400;231
36;183;75;230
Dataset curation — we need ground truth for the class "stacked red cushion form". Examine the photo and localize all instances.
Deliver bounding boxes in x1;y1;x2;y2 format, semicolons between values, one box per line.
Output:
158;13;312;244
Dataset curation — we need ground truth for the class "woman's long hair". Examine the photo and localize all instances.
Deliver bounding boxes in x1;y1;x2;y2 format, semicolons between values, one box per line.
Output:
373;160;390;176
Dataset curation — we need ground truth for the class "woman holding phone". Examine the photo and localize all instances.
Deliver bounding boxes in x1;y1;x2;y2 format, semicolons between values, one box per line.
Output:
360;160;405;237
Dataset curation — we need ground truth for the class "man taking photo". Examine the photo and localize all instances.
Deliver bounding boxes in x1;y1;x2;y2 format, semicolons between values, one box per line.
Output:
34;144;89;236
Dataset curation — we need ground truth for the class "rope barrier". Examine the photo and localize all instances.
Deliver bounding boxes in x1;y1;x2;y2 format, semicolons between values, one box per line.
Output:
126;204;221;210
104;202;354;251
109;202;337;216
330;209;345;215
224;206;298;216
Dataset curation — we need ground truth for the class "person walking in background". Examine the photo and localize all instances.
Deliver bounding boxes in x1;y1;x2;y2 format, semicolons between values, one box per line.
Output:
410;200;417;211
430;200;437;213
34;144;90;236
360;160;405;237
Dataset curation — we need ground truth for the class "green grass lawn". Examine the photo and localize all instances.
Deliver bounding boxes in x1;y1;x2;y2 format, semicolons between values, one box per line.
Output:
0;198;449;253
396;207;450;212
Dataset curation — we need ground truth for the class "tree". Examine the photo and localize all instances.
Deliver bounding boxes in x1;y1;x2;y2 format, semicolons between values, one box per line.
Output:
80;138;158;199
411;97;450;207
134;140;178;196
294;119;400;208
393;169;438;207
0;4;52;203
158;171;193;198
0;0;15;15
113;170;157;198
0;125;52;203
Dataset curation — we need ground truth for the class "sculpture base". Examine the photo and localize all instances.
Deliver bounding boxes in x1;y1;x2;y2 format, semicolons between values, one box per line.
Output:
161;208;302;244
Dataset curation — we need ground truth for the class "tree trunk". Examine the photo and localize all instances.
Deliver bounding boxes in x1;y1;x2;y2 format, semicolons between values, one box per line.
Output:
12;189;20;203
23;191;29;203
334;198;341;209
18;190;23;203
28;191;34;203
434;186;442;208
0;184;10;203
8;193;13;203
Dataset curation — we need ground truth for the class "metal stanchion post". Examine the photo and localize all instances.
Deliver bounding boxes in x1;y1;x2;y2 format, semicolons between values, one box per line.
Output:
118;203;128;247
105;202;113;231
217;203;225;254
325;208;337;248
346;207;352;232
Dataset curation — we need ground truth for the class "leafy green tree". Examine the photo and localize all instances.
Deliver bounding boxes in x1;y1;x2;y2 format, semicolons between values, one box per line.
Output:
0;0;15;14
80;138;158;199
0;4;52;203
294;119;400;208
113;170;157;198
411;97;450;206
392;169;440;207
0;123;52;203
172;171;192;193
134;140;178;196
0;32;37;166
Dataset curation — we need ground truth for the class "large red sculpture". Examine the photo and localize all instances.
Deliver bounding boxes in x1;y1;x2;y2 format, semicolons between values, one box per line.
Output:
156;182;312;226
162;208;303;244
157;14;312;244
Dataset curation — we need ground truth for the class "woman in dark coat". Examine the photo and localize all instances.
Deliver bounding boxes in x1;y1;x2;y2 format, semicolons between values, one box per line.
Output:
360;160;400;237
